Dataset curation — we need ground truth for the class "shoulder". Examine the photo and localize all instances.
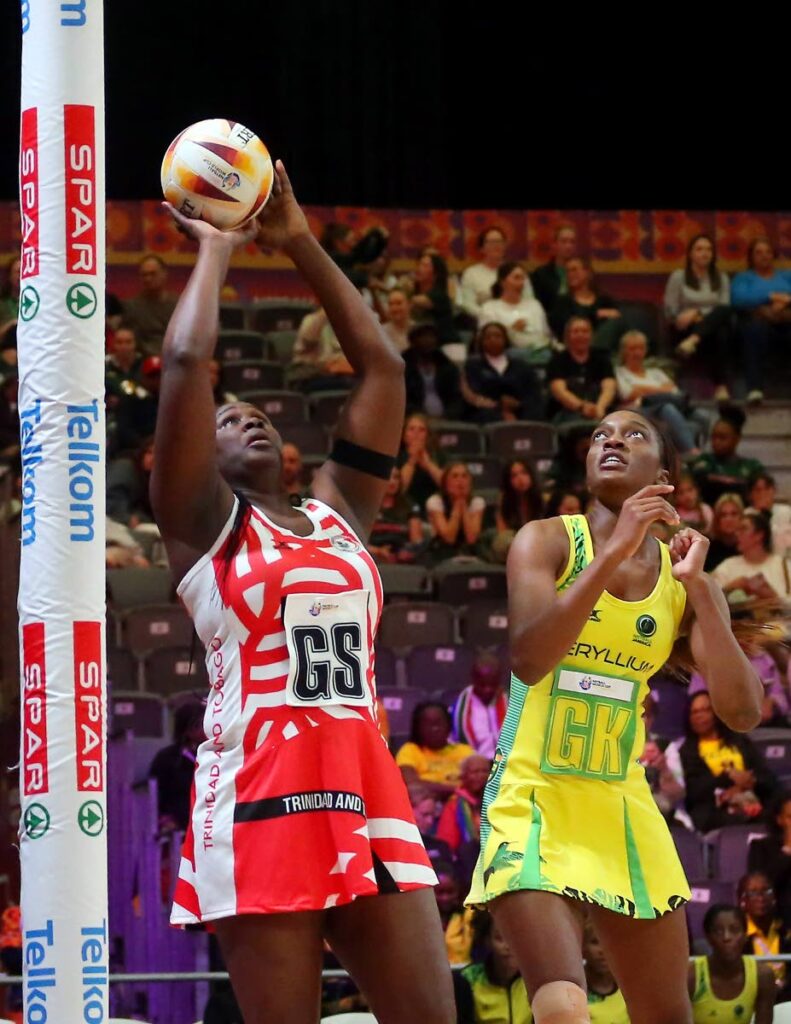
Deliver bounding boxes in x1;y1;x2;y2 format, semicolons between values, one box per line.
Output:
509;516;570;573
546;350;570;375
667;268;684;284
426;493;443;513
450;742;475;761
395;741;423;765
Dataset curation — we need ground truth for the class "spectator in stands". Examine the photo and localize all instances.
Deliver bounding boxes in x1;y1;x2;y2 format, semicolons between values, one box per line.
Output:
679;690;777;832
397;412;445;509
531;223;578;313
545;424;592;502
690;405;765;505
105;324;143;402
583;920;630;1023
457;912;531;1024
436;753;490;855
403;323;462;419
122;254;178;356
115;354;162;452
488;458;545;563
546;316;617;424
731;236;791;404
664;233;733;402
382;286;414;353
705;493;745;571
0;255;20;331
209;359;237;406
148;701;206;834
689;904;776;1022
738;869;791;998
478;262;552;358
545;488;584;517
615;329;702;455
0;903;23;1022
320;221;388;289
459;225;517;320
396;700;475;799
368;465;424;563
451;651;508;758
0;368;19;466
410;253;458;343
105;517;150;568
364;253;399;320
426;461;486;562
749;793;791;928
280;442;304;505
712;509;791;603
287;306;354;390
409;783;453;866
549;256;622;352
749;472;791;559
460;322;542;423
0;322;17;379
434;860;474;966
106;434;155;526
639;736;685;824
674;472;713;533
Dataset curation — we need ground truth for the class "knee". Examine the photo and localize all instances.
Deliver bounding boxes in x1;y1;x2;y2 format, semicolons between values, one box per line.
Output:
531;979;590;1024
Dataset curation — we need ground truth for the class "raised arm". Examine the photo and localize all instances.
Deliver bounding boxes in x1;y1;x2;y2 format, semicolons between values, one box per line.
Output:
261;163;405;540
149;212;258;557
671;528;763;731
508;486;679;685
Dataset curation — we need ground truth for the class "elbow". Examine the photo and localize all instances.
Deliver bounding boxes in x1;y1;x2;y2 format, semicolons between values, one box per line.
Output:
724;707;762;734
510;651;540;688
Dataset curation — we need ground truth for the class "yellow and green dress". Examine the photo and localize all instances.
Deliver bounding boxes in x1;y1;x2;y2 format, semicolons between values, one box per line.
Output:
467;513;691;918
588;985;629;1024
690;956;758;1022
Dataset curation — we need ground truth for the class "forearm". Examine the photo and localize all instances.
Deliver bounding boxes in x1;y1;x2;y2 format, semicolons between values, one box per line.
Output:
162;238;231;364
285;232;401;373
463;510;482;544
687;575;763;730
551;381;584;412
597;378;617;409
435;511;462;543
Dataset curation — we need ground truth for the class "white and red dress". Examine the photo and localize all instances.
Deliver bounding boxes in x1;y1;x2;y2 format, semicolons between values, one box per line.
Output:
171;496;436;924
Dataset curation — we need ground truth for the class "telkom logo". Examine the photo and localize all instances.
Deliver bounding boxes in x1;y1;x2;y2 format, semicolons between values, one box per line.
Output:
20;0;30;33
61;0;87;26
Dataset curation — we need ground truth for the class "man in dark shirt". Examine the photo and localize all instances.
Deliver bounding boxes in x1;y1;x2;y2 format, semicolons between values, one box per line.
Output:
123;254;179;356
148;700;205;833
531;223;578;313
546;316;616;424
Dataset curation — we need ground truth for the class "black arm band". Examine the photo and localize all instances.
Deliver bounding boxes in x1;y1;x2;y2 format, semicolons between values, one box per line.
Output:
329;438;395;481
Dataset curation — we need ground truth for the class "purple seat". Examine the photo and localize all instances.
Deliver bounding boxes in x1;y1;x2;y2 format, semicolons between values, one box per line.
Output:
709;824;768;883
670;826;706;879
405;644;475;693
374;646;398;690
648;675;688;741
751;733;791;776
377;687;425;743
685;879;736;942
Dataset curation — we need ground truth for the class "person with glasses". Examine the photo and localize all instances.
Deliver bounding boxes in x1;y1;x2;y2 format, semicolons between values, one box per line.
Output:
738;870;791;999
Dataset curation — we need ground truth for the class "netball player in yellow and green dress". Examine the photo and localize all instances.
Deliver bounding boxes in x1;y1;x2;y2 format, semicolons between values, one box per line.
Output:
467;410;764;1024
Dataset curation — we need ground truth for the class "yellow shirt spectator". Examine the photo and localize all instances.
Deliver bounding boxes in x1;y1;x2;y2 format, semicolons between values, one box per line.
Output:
396;740;475;787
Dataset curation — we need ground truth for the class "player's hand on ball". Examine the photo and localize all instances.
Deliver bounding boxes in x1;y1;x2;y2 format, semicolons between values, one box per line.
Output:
670;527;709;584
163;202;259;249
255;160;310;252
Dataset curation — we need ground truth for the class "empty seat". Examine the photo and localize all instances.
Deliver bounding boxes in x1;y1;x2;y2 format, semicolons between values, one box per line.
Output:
648;674;689;741
484;421;558;460
110;692;166;739
670;826;706;879
405;644;475;693
374;646;398;690
251;299;315;333
144;645;209;696
217;329;268;362
465;455;504;490
685;879;735;941
378;602;456;648
107;567;173;611
310;390;351;427
119;604;195;658
239;389;308;424
107;647;139;691
460;601;509;647
280;421;330;456
708;824;767;883
377;687;425;740
377;563;430;599
218;302;251;330
223;359;285;393
434;420;485;457
434;562;507;604
751;732;791;776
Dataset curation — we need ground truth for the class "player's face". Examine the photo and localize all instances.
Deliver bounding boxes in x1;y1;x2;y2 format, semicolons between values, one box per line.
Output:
706;911;746;963
587;411;666;500
215;403;283;482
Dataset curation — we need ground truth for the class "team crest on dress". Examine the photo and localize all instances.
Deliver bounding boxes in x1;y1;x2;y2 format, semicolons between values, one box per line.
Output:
580;676;593;690
330;533;361;553
633;614;657;646
309;600;322;617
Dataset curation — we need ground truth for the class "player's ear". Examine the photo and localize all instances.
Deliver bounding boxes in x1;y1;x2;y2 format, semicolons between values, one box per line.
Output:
656;466;670;485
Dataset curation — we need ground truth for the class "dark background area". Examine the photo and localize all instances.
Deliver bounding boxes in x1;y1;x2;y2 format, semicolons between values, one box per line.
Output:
0;2;786;210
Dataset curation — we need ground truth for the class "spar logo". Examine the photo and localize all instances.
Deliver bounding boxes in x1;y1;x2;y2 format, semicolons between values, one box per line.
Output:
20;108;39;278
74;621;104;791
64;105;97;275
22;622;49;795
67;400;100;542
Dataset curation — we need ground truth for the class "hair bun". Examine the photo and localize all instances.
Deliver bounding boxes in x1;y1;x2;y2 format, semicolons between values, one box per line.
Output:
717;402;746;432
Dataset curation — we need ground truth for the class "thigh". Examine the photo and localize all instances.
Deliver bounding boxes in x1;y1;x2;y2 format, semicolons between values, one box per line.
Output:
490;890;586;998
324;888;456;1024
213;911;325;1024
590;905;692;1024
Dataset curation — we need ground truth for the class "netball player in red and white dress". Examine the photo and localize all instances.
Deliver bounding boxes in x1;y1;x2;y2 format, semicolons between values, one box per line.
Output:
151;164;455;1024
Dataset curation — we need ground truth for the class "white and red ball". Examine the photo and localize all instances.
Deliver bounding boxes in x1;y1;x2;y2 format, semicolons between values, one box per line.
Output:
161;118;274;231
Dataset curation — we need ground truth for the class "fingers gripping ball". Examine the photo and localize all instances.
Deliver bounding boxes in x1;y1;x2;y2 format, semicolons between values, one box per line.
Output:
161;119;274;231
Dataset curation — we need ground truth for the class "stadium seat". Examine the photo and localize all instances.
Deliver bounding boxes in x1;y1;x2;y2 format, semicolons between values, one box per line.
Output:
110;692;167;739
376;688;425;742
251;299;315;333
434;562;507;605
107;647;139;690
465;455;504;490
223;359;285;393
118;604;195;659
374;646;399;690
618;300;665;353
106;566;173;611
750;732;791;776
237;389;308;423
669;826;706;879
460;601;509;647
708;824;767;883
218;301;251;330
405;644;475;693
434;420;485;457
217;329;268;362
280;421;331;456
378;602;456;648
648;674;688;741
684;879;736;942
484;421;558;460
310;390;351;427
377;563;430;599
144;644;209;696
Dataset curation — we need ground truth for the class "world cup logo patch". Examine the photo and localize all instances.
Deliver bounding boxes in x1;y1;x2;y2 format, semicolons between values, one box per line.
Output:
221;171;241;190
309;600;322;617
330;534;360;553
